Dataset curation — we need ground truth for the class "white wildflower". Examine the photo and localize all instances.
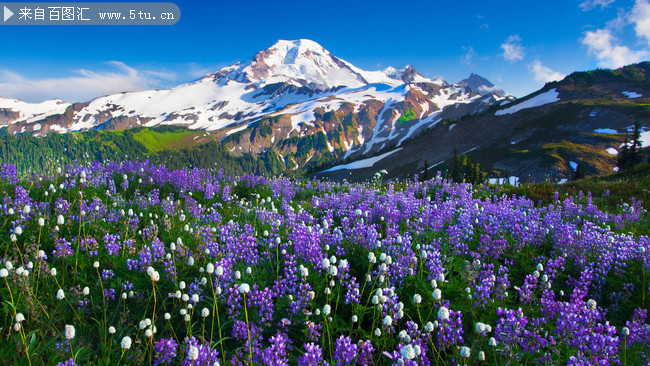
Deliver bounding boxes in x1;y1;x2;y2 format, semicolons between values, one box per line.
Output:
433;289;442;300
64;325;75;340
586;299;597;310
188;345;199;360
383;315;392;325
460;346;471;358
437;306;450;320
121;336;132;349
401;344;416;360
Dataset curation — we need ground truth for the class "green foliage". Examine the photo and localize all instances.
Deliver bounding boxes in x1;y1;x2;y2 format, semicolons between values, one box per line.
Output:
450;152;485;185
0;128;276;178
131;128;197;154
572;160;587;180
397;108;417;125
263;148;285;175
618;121;645;171
322;111;340;123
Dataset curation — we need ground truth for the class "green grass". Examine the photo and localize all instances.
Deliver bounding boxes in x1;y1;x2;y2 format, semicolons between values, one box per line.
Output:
397;108;417;125
131;128;198;154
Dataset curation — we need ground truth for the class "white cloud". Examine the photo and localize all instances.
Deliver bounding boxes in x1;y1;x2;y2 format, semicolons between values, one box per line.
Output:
0;61;174;103
501;35;525;62
630;0;650;46
529;60;565;83
461;46;476;66
582;28;648;68
580;0;616;11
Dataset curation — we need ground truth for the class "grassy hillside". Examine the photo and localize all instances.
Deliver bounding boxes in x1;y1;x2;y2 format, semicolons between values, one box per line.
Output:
131;127;200;154
0;126;279;177
497;162;650;221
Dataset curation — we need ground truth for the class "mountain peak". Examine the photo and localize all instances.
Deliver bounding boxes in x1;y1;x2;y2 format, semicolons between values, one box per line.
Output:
211;39;369;90
459;73;505;97
268;39;328;54
385;65;433;83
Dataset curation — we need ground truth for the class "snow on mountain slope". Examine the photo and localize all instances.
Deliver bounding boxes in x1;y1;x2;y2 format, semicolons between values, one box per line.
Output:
0;98;71;124
321;148;403;172
459;73;506;97
495;89;559;116
272;84;410;123
209;39;372;89
71;78;290;131
2;39;507;171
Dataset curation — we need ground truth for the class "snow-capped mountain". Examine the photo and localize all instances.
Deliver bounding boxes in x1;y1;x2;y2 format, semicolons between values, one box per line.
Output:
0;39;509;170
206;39;402;89
459;73;506;97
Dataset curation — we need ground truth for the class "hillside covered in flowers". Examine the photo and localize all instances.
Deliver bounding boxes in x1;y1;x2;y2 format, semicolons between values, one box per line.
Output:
0;161;648;365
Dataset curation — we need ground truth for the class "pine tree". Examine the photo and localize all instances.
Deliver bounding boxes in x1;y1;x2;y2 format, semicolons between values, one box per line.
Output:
629;120;643;167
572;161;586;180
451;150;463;183
618;133;630;170
421;160;430;182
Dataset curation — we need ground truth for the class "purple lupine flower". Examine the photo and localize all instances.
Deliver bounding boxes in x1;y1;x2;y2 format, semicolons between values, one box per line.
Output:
297;343;325;366
333;335;358;365
154;337;178;365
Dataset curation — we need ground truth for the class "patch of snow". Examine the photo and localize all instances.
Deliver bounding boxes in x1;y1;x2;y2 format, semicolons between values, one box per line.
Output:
48;124;66;133
221;124;249;140
320;148;402;173
0;98;71;124
320;128;334;152
397;111;439;146
488;178;508;185
606;147;618;155
569;161;578;171
613;167;619;172
641;131;650;148
589;111;597;117
448;124;456;131
558;179;568;184
357;126;365;145
488;177;519;185
594;128;617;134
622;91;642;99
305;153;314;164
510;141;517;145
495;89;559;116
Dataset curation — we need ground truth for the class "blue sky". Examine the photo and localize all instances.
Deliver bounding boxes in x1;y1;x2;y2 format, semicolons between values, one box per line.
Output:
1;0;650;102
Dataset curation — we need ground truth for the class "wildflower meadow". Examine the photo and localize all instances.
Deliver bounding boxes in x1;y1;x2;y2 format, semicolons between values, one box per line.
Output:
0;161;648;365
